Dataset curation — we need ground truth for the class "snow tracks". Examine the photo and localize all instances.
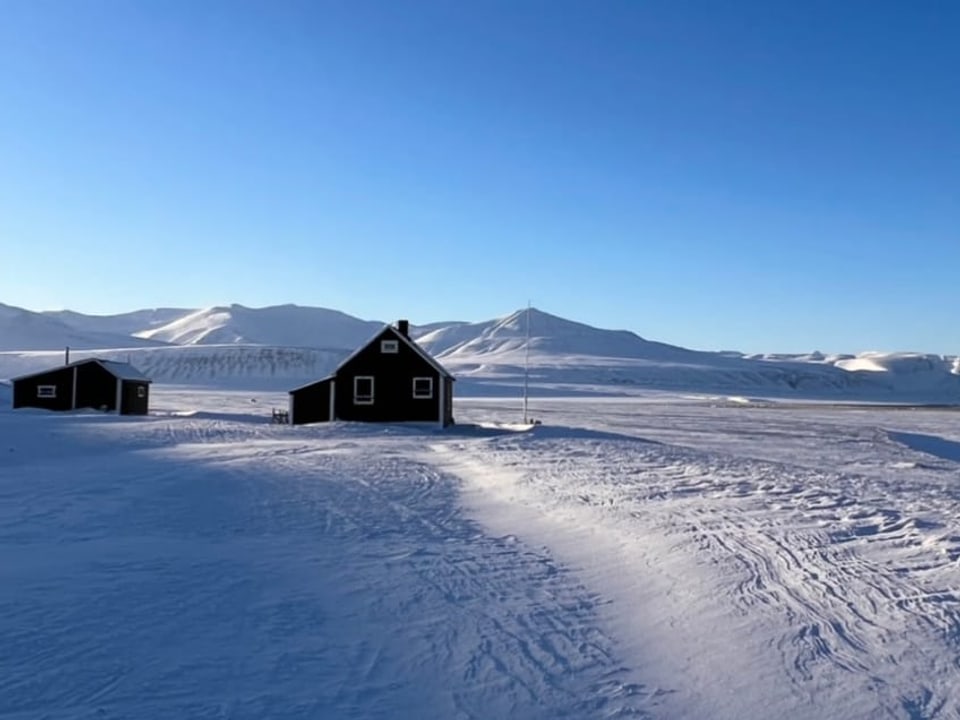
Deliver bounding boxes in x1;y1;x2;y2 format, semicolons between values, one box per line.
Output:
0;414;652;719
433;422;960;720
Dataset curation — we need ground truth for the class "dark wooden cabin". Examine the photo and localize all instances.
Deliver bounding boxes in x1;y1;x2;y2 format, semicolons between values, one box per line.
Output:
12;359;151;415
289;319;454;427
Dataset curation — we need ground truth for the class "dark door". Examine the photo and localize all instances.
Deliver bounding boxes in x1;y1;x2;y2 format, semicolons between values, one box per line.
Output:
120;381;149;415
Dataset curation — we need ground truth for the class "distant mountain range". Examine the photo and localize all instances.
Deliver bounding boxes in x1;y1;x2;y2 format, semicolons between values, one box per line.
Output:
1;302;958;401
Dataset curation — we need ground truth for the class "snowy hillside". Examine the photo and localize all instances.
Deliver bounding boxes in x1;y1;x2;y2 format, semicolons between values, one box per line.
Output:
0;303;166;352
43;307;192;337
134;304;383;348
2;301;959;402
431;309;960;403
0;346;347;389
421;307;698;360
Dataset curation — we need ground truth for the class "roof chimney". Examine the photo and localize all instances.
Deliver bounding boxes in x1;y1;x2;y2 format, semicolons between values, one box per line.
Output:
397;319;409;338
65;346;70;365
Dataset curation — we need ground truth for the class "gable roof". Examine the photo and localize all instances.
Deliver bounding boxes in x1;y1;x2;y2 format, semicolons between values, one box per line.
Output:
96;360;151;382
332;324;454;380
12;358;151;383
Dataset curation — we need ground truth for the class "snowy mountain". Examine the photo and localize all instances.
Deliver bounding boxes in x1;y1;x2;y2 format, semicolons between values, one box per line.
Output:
422;307;724;361
133;304;383;348
43;308;192;337
0;303;166;352
2;301;958;402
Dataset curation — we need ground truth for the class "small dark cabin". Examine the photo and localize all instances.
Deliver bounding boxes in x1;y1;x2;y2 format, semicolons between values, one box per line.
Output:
289;319;454;427
12;358;151;415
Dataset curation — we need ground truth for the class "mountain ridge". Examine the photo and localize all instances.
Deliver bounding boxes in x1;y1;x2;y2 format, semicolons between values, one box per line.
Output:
1;301;957;401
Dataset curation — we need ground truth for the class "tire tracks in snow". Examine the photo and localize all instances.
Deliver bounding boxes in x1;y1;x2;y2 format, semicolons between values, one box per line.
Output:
432;428;960;719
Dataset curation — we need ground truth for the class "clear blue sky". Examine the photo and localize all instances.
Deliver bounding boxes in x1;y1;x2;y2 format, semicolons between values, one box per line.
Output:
1;0;957;353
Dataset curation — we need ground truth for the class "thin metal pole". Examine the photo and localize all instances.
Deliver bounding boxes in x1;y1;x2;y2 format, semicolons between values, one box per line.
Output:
523;301;530;424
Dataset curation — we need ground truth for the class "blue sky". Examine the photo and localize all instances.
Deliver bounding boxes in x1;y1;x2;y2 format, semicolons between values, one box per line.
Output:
1;0;957;353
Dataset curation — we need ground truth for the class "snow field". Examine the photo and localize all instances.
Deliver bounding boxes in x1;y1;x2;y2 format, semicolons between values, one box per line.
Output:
2;389;960;718
0;406;652;719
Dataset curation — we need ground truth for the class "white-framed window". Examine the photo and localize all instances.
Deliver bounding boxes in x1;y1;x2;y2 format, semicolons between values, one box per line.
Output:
354;376;374;404
381;339;399;354
137;386;146;398
412;377;433;399
37;385;57;398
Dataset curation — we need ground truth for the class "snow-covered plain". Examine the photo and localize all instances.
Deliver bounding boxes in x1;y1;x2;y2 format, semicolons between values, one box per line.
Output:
3;386;960;719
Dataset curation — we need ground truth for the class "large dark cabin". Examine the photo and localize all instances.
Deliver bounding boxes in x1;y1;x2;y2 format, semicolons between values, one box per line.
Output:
12;358;151;415
289;320;454;426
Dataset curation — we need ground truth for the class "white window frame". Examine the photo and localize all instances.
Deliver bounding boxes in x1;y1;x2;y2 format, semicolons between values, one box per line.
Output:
37;385;57;398
380;339;399;354
354;376;375;405
412;377;433;399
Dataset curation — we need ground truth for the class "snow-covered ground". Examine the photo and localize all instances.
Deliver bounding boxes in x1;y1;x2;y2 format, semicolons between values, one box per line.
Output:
3;388;960;718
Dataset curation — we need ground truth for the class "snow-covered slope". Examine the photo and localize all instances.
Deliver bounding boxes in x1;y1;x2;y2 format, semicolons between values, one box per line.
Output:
0;346;348;389
3;302;959;403
421;307;697;360
135;304;383;348
0;303;166;352
45;308;192;337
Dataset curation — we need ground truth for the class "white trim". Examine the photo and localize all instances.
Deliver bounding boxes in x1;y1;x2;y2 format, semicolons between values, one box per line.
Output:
329;380;336;420
353;376;374;405
438;375;445;428
115;379;122;414
71;366;77;409
380;339;399;354
289;375;334;393
37;385;57;398
412;376;433;399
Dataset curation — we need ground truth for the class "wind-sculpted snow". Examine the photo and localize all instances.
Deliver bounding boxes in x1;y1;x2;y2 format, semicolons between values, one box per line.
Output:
436;400;960;719
4;391;960;717
0;407;656;719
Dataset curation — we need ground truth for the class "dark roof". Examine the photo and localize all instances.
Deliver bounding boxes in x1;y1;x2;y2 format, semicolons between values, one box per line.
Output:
287;324;454;395
289;375;335;393
332;324;454;379
12;358;152;383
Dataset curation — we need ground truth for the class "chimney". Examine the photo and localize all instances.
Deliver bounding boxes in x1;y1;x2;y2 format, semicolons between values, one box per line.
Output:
397;319;409;338
65;346;70;365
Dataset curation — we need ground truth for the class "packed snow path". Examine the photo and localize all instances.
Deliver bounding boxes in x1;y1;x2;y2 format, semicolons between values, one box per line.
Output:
0;411;651;719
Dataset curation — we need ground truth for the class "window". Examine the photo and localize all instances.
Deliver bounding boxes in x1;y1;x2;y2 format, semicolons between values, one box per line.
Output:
37;385;57;398
381;340;399;354
413;377;433;399
137;386;146;398
354;376;374;404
